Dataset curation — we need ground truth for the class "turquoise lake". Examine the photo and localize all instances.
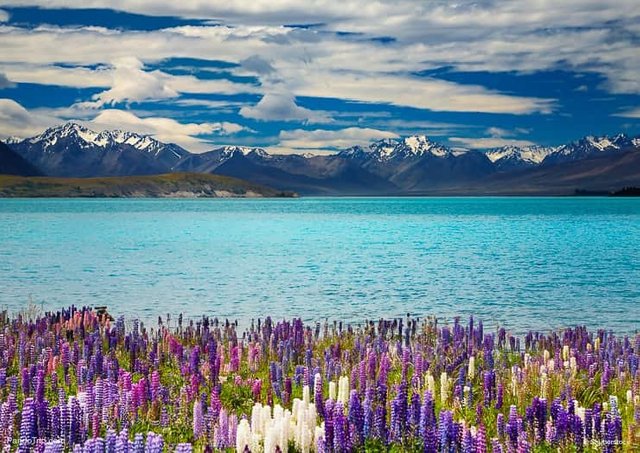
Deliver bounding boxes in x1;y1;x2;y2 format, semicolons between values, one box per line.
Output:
0;197;638;334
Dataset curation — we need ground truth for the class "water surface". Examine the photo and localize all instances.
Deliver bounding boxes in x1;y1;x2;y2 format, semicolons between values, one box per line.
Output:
0;197;638;334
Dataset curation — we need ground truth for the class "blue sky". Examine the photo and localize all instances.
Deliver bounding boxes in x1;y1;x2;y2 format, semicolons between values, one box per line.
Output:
0;1;639;153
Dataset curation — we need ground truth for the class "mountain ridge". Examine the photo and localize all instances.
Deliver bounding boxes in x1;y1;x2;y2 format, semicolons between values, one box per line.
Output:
5;123;640;195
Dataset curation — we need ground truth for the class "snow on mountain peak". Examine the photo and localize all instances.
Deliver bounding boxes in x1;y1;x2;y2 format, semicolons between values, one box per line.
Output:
486;145;553;165
23;122;172;155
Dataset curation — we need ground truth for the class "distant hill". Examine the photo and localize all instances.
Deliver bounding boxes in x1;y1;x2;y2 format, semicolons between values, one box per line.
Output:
0;141;42;176
7;123;188;177
432;148;640;195
6;123;640;195
0;173;296;198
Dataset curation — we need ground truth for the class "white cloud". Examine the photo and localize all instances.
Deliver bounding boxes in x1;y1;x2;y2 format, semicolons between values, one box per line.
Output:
613;107;640;119
0;72;14;89
0;23;557;115
88;57;178;106
278;127;398;152
0;99;246;152
0;0;638;145
449;136;536;149
240;93;332;123
87;109;246;151
449;126;536;149
0;98;60;139
294;72;553;114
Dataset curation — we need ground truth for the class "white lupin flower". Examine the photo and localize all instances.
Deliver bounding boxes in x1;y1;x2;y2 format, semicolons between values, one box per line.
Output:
303;385;311;405
468;356;475;380
575;402;585;423
242;387;322;453
563;345;570;361
236;419;253;453
338;376;349;404
328;381;337;401
440;372;450;404
426;372;435;395
540;372;549;400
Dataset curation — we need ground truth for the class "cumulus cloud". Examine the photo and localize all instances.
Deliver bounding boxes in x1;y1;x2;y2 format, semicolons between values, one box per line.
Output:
87;57;178;106
87;109;246;151
448;126;536;149
240;93;332;123
1;0;639;142
0;23;557;115
278;127;398;153
0;98;59;139
0;99;245;152
449;137;536;149
613;107;640;119
240;55;275;75
296;72;554;114
0;72;15;89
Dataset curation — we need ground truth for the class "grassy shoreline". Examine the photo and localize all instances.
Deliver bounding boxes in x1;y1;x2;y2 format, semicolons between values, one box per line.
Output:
0;173;297;198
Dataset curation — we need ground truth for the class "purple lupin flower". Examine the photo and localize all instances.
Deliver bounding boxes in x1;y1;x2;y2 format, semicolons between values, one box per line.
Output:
506;405;519;448
408;391;420;436
495;383;503;410
347;390;364;446
373;405;387;444
314;373;325;419
324;399;335;450
461;427;474;453
363;386;374;439
475;424;487;453
105;429;116;453
419;390;435;442
192;400;204;439
333;401;348;452
19;398;36;453
584;408;593;441
517;433;531;453
496;413;505;439
130;432;145;453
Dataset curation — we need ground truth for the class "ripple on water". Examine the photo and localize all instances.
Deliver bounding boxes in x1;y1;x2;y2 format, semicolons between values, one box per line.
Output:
0;197;639;334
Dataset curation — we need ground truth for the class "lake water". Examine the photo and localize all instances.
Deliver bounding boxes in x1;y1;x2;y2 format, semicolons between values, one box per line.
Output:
0;197;638;334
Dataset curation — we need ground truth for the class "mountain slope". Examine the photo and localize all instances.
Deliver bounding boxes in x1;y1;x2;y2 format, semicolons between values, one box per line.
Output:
440;148;640;195
0;141;42;176
486;134;639;170
211;152;399;195
8;123;189;177
7;123;640;195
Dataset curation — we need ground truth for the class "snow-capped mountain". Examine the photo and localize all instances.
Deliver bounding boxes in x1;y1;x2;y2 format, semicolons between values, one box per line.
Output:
486;145;555;170
8;123;190;177
340;135;451;161
543;134;636;165
486;134;639;170
4;123;639;195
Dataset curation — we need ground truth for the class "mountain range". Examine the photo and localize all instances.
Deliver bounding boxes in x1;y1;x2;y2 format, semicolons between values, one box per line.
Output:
4;122;640;195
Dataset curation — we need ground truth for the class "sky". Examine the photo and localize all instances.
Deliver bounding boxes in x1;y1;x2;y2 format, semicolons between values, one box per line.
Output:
0;1;639;154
